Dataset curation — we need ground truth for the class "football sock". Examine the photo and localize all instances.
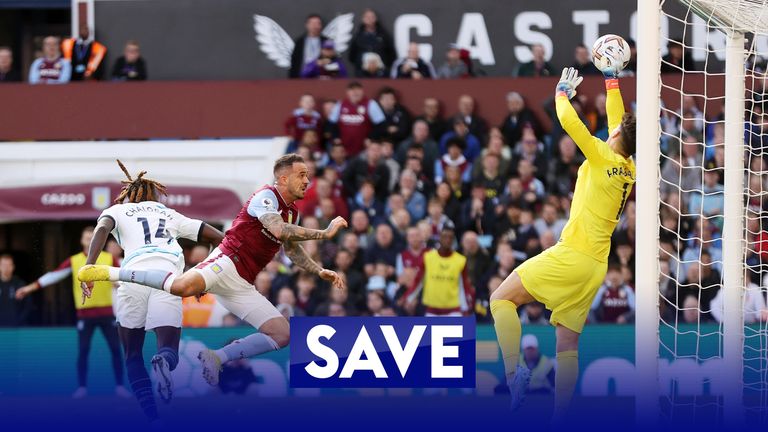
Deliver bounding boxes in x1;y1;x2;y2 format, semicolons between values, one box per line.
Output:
118;268;175;292
490;299;521;379
157;347;179;371
125;356;158;421
215;333;280;364
554;350;579;418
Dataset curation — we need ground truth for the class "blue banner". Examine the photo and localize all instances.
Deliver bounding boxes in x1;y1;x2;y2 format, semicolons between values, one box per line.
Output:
290;317;476;388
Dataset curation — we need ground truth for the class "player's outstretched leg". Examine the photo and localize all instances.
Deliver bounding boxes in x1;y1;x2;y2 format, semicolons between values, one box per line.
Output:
553;325;580;423
79;264;172;290
198;315;289;386
490;271;536;411
79;265;206;298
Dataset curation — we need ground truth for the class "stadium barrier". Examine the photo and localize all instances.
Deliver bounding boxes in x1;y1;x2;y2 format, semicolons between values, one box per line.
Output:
0;75;718;141
1;324;758;397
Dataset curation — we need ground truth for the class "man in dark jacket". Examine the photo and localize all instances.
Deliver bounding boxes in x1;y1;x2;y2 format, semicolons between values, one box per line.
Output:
348;9;395;77
0;254;32;326
289;14;328;78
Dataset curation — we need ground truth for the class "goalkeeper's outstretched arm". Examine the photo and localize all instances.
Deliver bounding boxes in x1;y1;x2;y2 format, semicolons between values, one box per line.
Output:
605;77;626;132
555;67;603;161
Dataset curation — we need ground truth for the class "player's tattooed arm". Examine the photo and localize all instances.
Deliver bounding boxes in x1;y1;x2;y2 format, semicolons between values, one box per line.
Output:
282;240;323;275
259;214;348;242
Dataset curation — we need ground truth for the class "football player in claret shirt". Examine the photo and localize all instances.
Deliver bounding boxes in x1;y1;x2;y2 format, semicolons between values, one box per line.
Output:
490;64;636;419
80;154;346;386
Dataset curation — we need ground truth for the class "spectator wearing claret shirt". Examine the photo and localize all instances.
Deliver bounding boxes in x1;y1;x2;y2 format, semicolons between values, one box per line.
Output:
0;47;21;82
29;36;71;84
285;94;323;149
391;42;436;79
348;8;396;77
328;81;385;157
499;92;542;147
516;159;546;205
396;227;429;294
301;40;348;79
516;44;555;77
423;198;454;245
590;263;636;324
111;40;147;81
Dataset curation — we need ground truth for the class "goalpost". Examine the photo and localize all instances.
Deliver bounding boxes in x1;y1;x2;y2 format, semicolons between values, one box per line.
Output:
636;0;768;425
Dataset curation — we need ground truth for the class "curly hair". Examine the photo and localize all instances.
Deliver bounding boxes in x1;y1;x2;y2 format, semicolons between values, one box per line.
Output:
113;159;167;204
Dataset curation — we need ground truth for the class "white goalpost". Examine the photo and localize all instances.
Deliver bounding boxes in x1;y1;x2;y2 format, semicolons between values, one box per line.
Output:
636;0;768;425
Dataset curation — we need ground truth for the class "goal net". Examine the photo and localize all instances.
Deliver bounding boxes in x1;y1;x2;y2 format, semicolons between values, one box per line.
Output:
636;0;768;425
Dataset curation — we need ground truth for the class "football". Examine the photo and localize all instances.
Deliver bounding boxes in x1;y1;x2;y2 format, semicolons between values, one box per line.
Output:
592;34;631;74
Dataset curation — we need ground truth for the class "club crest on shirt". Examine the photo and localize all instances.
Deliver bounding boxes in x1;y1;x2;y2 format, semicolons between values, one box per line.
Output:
211;264;223;274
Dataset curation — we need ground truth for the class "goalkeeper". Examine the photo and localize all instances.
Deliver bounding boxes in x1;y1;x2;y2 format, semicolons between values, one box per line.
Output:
490;65;636;417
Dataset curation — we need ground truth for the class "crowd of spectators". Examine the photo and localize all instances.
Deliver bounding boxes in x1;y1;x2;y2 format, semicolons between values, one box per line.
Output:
0;9;643;85
5;62;768;327
0;23;147;84
2;10;767;329
224;76;650;325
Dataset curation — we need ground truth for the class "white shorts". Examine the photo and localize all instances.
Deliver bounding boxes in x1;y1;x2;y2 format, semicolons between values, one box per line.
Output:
117;255;183;330
190;247;281;328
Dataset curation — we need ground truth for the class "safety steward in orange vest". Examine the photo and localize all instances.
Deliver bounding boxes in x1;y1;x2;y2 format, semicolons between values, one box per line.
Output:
61;23;106;81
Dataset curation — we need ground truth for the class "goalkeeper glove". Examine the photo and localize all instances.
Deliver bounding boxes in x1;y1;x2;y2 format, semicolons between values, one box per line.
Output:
556;67;583;100
598;51;623;79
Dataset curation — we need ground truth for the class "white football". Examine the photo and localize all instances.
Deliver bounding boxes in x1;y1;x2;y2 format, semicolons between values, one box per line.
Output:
592;34;631;74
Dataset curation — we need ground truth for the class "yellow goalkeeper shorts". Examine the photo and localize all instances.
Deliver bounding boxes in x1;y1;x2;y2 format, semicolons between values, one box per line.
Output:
515;243;607;333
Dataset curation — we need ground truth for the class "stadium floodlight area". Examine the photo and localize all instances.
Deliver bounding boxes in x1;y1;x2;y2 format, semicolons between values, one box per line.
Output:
636;0;768;425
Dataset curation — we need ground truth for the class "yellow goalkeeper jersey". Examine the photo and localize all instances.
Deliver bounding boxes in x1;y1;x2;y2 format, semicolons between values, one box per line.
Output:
556;82;635;262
